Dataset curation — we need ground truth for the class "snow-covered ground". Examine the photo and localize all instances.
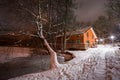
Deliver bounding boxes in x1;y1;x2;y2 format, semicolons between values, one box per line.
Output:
9;45;120;80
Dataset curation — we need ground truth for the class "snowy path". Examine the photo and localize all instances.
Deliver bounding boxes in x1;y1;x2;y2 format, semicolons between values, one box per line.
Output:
9;45;120;80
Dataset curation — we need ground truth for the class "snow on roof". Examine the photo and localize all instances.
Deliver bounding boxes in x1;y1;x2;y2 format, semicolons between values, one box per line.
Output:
90;27;97;38
56;26;97;38
71;27;91;35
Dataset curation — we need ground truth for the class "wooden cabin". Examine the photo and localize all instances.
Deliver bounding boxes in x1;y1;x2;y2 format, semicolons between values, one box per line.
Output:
56;27;97;50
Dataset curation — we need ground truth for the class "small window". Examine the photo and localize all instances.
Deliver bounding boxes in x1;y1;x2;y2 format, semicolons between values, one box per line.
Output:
76;40;80;43
86;32;89;37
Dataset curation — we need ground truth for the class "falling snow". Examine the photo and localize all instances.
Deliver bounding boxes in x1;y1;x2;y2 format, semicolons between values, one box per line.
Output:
9;45;120;80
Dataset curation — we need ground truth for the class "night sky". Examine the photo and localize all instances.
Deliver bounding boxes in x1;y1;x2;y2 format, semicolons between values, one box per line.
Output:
0;0;35;32
75;0;107;22
0;0;107;31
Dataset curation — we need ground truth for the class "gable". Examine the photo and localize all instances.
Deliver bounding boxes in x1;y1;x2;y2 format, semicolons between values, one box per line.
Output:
89;28;97;38
56;27;97;38
83;27;97;38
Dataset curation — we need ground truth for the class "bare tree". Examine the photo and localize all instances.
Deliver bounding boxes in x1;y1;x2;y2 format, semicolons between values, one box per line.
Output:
106;0;120;22
105;0;120;41
93;16;112;38
14;0;77;68
17;0;60;69
37;0;60;69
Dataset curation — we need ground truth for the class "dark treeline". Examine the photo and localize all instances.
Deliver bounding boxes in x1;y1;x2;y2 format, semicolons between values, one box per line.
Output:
0;0;79;48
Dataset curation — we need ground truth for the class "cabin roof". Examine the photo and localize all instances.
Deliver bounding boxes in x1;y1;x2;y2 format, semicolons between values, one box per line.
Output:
71;27;91;34
71;27;97;38
56;27;97;38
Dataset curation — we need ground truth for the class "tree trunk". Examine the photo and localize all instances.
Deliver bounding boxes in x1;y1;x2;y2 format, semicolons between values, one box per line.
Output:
41;38;59;69
37;0;59;69
62;31;67;53
37;25;60;69
37;23;59;69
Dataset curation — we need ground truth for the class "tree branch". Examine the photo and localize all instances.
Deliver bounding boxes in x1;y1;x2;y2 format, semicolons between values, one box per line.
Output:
18;1;48;22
